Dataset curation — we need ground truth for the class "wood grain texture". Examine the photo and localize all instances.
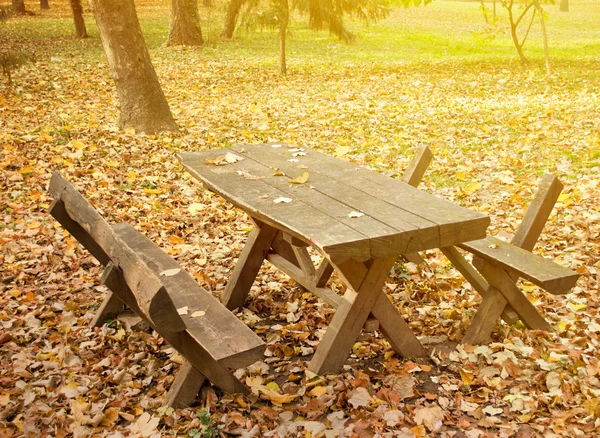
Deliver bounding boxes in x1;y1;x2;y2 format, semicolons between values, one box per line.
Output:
475;259;551;331
114;223;265;369
308;258;397;374
401;144;433;188
100;263;249;394
461;236;578;295
90;291;125;327
49;172;185;332
221;223;278;311
512;173;563;252
164;360;206;408
462;291;508;345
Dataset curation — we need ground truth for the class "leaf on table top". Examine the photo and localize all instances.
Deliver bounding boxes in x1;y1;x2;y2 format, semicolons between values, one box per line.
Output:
160;268;181;277
289;172;309;184
273;197;292;203
191;310;206;318
177;306;189;315
225;152;244;163
348;211;364;218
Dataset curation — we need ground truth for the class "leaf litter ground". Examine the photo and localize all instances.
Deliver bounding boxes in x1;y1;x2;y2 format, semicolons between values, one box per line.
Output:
1;9;600;438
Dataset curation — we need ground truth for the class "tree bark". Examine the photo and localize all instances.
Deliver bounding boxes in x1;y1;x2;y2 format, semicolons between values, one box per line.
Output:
535;1;552;75
89;0;178;134
168;0;203;46
40;0;49;10
69;0;87;38
279;0;289;75
559;0;568;12
221;0;244;39
12;0;26;14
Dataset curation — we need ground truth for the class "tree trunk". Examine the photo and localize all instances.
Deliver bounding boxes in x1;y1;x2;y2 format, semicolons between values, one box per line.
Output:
535;1;552;75
168;0;203;46
12;0;26;14
279;0;288;75
202;0;212;6
40;0;49;9
559;0;568;12
69;0;87;38
221;0;244;39
89;0;178;134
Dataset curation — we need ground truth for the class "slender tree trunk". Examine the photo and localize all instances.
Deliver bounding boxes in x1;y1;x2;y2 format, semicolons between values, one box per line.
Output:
279;0;289;75
69;0;87;38
40;0;49;10
202;0;211;6
12;0;26;14
559;0;568;12
535;1;552;75
88;0;178;134
221;0;244;39
493;0;496;20
168;0;203;46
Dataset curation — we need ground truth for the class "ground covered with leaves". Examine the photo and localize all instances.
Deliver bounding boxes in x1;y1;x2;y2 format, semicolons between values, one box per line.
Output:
1;1;600;437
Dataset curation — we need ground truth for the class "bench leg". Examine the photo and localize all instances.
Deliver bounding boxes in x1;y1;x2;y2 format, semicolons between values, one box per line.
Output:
476;260;551;331
165;360;206;408
462;291;508;345
221;222;279;311
308;257;397;375
90;291;126;327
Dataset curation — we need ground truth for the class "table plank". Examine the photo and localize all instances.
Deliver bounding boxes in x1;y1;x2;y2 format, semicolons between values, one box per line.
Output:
179;151;372;262
232;145;440;255
245;143;489;247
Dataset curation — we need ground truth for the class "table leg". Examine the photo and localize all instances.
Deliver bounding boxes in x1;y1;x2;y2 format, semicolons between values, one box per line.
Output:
308;257;396;375
221;222;278;311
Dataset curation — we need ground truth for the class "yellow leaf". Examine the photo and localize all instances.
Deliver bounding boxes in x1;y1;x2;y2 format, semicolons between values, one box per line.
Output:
455;171;467;181
567;302;586;312
265;381;280;392
106;160;120;168
18;166;32;174
459;367;474;385
143;188;162;194
464;181;480;195
72;140;86;150
309;386;328;397
288;172;309;184
273;171;284;176
335;146;350;156
168;236;185;245
126;171;137;183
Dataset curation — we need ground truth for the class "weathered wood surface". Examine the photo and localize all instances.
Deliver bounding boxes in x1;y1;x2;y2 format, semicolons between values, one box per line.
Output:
234;144;489;248
401;144;433;188
90;291;125;327
114;223;266;369
48;172;185;332
179;145;488;262
461;236;578;294
100;262;249;394
164;360;206;408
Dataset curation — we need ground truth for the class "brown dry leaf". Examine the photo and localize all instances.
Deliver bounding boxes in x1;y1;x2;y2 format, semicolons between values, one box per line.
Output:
288;172;309;184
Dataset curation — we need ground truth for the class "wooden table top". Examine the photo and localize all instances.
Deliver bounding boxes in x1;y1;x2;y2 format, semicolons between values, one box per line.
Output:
179;144;489;263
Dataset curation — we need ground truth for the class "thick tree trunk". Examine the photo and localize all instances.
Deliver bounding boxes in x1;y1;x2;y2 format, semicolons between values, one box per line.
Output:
279;0;288;75
40;0;49;10
69;0;88;38
12;0;26;14
559;0;568;12
89;0;178;134
221;0;244;39
168;0;203;46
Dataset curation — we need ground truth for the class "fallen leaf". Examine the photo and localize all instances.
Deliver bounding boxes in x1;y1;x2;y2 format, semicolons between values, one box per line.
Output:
348;387;370;408
177;306;189;315
335;146;350;156
160;268;181;277
348;211;364;218
289;172;309;184
273;197;292;203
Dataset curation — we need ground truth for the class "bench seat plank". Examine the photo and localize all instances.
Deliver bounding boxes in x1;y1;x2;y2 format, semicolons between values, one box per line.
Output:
460;236;578;295
113;223;265;369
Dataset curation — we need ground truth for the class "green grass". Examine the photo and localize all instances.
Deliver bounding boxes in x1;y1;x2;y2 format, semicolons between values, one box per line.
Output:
1;0;599;68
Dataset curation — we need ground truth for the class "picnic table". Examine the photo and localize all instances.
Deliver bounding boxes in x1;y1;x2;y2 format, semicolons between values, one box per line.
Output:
179;143;490;374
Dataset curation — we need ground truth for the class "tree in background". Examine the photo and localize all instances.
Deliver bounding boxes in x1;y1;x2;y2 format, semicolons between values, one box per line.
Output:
12;0;26;15
40;0;49;10
69;0;87;38
403;0;554;74
89;0;178;133
221;0;245;38
168;0;203;46
559;0;568;12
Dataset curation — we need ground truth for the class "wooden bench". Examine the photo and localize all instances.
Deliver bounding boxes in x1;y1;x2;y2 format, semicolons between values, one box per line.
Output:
439;173;579;344
48;172;265;408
